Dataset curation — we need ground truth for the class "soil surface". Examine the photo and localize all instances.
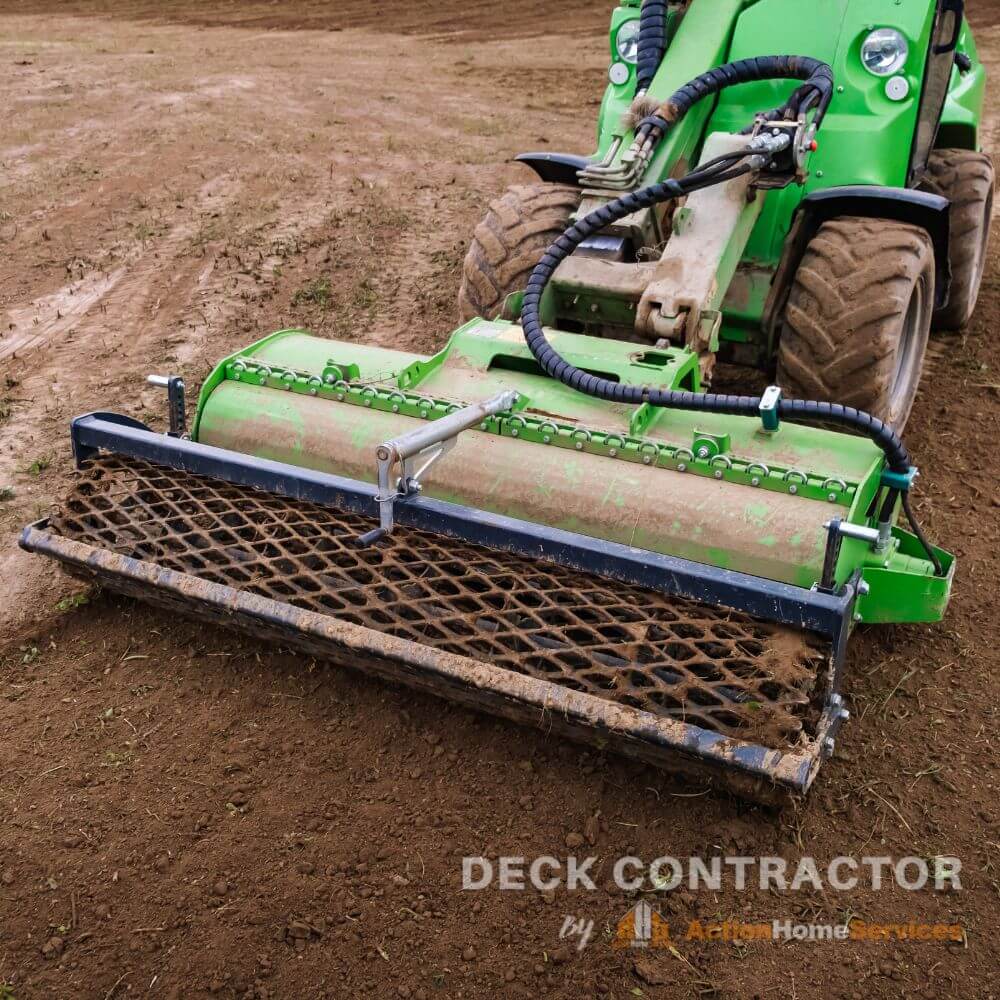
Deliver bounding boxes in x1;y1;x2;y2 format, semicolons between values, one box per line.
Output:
1;3;999;998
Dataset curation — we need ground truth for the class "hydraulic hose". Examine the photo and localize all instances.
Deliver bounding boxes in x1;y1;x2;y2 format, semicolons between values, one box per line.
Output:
635;55;835;150
519;52;949;570
518;54;949;568
636;0;669;95
520;162;912;474
902;493;944;577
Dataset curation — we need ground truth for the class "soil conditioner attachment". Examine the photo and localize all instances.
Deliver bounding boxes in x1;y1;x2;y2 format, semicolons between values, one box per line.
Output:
24;0;989;803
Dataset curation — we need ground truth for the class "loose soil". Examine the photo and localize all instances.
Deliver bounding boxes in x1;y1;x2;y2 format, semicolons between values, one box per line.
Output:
1;3;999;998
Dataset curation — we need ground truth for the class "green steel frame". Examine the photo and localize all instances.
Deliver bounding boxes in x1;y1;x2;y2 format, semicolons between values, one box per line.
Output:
587;0;986;350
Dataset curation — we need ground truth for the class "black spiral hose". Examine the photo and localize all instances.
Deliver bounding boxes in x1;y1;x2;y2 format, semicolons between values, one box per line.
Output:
520;164;912;474
636;0;669;94
516;53;950;570
636;55;835;150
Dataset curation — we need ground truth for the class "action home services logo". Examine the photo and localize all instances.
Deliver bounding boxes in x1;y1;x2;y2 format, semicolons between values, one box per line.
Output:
606;900;966;949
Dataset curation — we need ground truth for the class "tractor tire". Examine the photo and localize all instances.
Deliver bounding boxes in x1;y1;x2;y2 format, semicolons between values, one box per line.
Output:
776;217;935;430
458;183;580;321
921;148;995;330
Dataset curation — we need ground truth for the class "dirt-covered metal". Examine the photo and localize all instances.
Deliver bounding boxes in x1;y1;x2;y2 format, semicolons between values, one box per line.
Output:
47;455;832;748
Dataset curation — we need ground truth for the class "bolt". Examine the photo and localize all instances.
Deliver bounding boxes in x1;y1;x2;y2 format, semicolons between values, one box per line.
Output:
853;612;862;622
392;404;399;413
827;493;837;502
324;374;335;385
420;410;428;419
511;429;519;438
364;399;372;407
714;470;723;480
789;484;798;495
751;477;760;487
609;448;617;457
823;737;835;757
309;388;317;396
697;446;710;459
543;435;551;444
839;708;851;722
576;442;583;450
830;694;843;708
858;580;871;596
677;462;687;473
643;456;652;465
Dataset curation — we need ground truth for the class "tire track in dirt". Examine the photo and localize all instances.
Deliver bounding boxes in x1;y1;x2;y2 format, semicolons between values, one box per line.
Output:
0;13;601;645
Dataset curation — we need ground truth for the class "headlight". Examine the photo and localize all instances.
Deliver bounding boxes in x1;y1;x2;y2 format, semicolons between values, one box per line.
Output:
615;20;640;65
861;28;909;77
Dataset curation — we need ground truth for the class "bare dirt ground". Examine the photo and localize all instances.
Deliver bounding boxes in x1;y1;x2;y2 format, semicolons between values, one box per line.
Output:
0;3;999;998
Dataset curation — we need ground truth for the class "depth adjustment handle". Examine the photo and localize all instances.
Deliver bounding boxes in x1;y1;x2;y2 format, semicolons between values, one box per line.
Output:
147;374;187;437
356;390;520;547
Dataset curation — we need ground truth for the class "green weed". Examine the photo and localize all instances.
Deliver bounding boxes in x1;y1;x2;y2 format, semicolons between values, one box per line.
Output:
24;455;52;476
56;592;90;612
292;277;332;309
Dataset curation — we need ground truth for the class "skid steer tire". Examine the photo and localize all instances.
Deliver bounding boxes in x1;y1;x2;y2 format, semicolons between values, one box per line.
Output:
458;183;580;321
776;217;935;430
922;149;995;330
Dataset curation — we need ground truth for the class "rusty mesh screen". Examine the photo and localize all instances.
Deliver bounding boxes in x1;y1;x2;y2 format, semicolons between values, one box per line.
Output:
50;456;829;747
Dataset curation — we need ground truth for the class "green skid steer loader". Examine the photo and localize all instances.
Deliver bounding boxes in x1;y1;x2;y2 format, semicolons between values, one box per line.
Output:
22;0;993;802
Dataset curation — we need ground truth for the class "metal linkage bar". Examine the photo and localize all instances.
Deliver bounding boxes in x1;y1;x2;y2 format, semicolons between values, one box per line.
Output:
146;374;187;437
361;390;519;546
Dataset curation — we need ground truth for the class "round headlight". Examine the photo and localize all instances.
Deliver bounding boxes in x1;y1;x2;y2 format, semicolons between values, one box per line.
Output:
615;20;640;65
861;28;909;77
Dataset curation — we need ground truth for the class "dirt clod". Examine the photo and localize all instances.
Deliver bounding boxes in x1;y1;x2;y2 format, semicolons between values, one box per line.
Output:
40;936;64;960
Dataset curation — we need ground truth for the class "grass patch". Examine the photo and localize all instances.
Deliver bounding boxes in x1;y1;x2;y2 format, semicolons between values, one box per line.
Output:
56;592;90;612
23;454;52;476
292;276;333;309
129;216;167;242
352;277;379;310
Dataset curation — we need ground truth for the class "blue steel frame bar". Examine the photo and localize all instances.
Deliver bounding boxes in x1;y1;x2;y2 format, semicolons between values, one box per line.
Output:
68;413;858;645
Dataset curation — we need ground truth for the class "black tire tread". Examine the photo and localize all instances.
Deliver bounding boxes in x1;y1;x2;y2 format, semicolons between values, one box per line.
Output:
922;148;995;329
458;183;580;321
777;217;934;428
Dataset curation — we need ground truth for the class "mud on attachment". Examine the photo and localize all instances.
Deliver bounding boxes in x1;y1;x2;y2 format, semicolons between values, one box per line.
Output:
20;419;860;803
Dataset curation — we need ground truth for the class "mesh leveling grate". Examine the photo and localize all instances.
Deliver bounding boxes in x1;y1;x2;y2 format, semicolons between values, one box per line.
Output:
50;456;829;748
